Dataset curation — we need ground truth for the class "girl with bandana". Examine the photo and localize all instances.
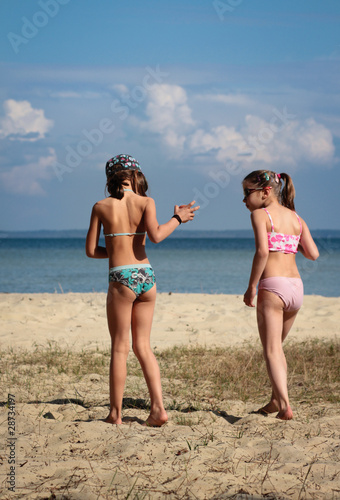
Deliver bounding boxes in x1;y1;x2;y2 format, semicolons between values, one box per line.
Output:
86;154;199;426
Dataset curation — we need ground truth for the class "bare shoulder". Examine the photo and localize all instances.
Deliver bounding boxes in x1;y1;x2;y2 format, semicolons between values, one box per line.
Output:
251;208;266;223
144;196;155;209
91;198;112;216
288;208;306;227
94;197;112;208
297;215;310;232
146;195;155;203
95;197;111;205
295;212;305;224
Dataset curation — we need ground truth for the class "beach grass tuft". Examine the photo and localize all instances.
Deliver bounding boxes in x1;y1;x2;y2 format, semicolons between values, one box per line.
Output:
1;339;338;410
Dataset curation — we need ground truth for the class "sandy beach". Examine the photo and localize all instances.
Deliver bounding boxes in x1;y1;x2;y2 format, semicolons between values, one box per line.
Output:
1;292;339;499
1;292;339;352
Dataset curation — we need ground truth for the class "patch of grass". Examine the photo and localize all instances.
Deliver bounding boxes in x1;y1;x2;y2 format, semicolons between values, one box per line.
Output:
1;342;110;378
174;415;196;426
1;339;339;407
158;339;340;405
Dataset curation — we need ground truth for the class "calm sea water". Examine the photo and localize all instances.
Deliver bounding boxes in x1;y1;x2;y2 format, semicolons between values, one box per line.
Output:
0;236;339;296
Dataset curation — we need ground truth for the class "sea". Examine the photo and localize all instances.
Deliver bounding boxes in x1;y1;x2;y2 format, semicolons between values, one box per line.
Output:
0;230;339;296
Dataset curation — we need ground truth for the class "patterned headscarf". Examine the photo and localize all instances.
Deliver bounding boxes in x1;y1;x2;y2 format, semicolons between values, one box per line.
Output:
105;154;142;177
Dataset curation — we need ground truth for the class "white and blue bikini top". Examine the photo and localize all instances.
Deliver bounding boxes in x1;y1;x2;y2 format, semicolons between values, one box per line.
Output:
104;189;147;238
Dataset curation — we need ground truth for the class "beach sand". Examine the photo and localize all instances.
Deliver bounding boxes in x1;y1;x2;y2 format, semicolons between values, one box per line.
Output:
0;293;339;499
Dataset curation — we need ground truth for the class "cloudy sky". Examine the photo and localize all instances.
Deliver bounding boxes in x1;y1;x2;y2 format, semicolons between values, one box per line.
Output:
0;0;339;231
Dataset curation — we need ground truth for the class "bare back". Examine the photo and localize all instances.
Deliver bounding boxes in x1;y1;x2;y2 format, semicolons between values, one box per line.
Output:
261;204;301;279
95;192;150;268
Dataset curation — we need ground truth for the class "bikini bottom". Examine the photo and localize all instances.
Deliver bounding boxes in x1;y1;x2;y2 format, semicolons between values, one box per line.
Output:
108;264;155;298
258;277;303;312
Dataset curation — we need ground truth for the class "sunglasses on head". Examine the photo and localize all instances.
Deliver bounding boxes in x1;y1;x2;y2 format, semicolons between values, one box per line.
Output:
243;186;272;199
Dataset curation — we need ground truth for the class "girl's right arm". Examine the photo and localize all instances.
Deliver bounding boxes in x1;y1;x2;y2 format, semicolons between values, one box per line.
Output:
144;198;199;244
85;203;108;259
298;218;319;261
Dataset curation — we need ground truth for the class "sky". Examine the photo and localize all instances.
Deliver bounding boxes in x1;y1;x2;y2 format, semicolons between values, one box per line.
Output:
0;0;339;232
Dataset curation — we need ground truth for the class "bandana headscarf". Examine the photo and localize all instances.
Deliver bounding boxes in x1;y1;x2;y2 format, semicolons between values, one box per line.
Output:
105;154;142;177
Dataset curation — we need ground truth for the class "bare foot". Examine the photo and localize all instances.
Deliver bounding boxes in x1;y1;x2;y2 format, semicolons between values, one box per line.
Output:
256;400;280;415
276;407;293;420
104;414;122;425
143;410;168;427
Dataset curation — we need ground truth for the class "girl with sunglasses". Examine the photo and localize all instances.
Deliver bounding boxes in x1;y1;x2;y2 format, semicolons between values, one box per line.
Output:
242;170;319;420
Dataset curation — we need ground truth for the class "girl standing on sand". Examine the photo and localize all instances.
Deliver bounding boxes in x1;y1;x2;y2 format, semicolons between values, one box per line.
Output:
86;154;199;426
242;170;319;420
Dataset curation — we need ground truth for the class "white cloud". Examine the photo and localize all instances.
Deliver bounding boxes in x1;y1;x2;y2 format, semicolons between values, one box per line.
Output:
0;99;54;142
136;84;195;152
135;84;336;170
189;125;247;157
293;118;335;163
0;149;57;195
189;114;335;168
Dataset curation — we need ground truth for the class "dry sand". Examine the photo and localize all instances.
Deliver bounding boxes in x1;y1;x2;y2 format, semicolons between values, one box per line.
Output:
0;293;339;499
1;292;339;352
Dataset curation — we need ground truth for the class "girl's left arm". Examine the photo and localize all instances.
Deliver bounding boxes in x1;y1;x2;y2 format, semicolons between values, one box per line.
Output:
298;218;319;261
243;210;269;307
85;204;108;259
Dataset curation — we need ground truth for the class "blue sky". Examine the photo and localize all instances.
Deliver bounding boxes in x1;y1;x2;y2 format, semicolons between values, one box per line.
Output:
0;0;339;231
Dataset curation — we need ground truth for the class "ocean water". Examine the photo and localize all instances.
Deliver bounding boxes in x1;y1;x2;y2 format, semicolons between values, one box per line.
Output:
0;235;339;296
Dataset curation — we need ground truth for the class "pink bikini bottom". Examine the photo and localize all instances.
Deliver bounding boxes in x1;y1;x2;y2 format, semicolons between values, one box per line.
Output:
258;277;304;312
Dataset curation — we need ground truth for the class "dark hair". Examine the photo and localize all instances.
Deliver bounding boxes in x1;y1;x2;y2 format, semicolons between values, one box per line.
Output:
243;170;296;211
106;169;148;199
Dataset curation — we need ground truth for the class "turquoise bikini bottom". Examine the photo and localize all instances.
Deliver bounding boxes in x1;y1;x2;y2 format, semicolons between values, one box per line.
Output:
108;264;156;298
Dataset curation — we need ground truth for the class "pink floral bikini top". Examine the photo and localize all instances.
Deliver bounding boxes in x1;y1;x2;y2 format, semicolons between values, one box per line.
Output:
263;208;302;254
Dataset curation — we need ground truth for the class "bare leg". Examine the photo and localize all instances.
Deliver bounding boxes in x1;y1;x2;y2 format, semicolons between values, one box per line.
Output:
105;283;135;424
131;284;168;427
256;306;298;415
257;290;299;420
276;307;299;420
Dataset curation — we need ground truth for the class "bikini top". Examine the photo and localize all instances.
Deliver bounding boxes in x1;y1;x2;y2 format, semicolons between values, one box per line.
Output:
104;189;147;238
104;231;146;237
263;208;302;254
